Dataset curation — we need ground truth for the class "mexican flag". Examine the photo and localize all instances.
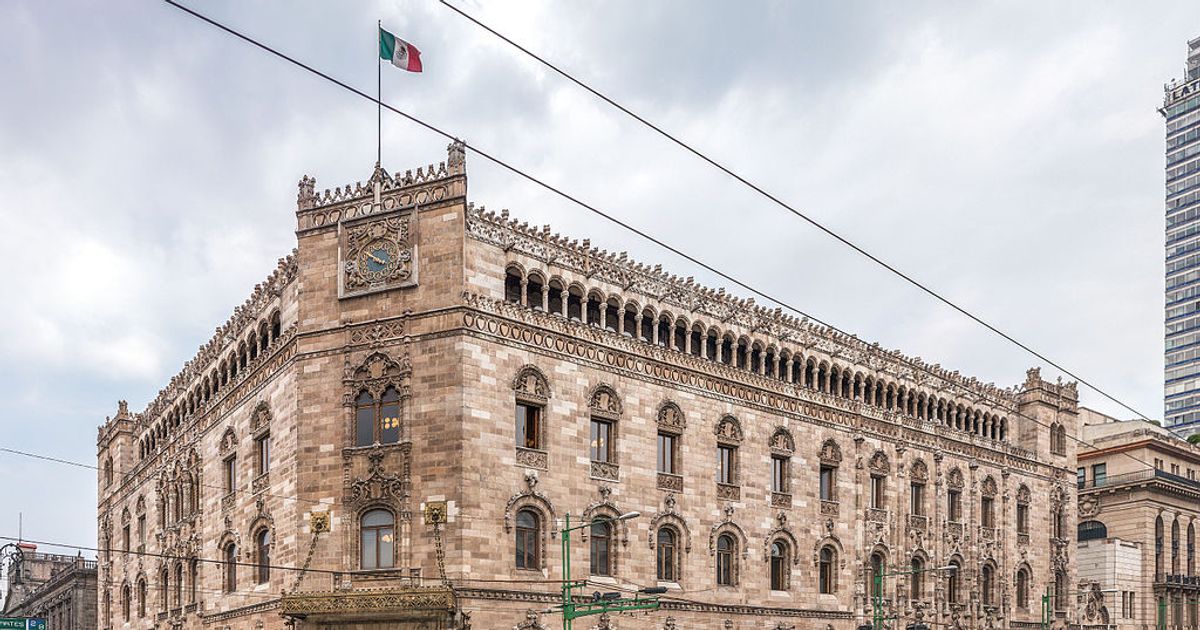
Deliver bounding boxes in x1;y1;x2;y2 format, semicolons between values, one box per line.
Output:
379;27;423;73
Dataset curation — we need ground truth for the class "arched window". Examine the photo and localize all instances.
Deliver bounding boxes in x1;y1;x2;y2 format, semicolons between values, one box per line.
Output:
137;578;147;618
255;528;271;584
379;387;401;444
1016;567;1030;609
173;562;183;608
223;543;237;592
361;509;396;570
1190;522;1196;575
716;533;736;586
160;568;169;611
947;560;961;604
590;519;613;577
1078;520;1108;542
189;558;199;603
515;509;540;570
657;527;678;582
354;391;375;447
1175;519;1183;574
910;557;924;600
121;583;131;621
104;458;113;486
770;541;788;591
1157;516;1166;578
1054;570;1067;611
868;552;886;599
819;546;836;594
981;564;995;606
504;267;523;304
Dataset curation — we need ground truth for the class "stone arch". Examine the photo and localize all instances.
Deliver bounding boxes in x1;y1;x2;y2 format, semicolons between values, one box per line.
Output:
511;364;552;402
769;426;795;454
648;493;692;554
714;414;743;444
819;438;842;464
709;519;749;560
812;535;845;568
504;473;557;571
947;467;964;489
868;449;890;474
250;400;271;433
656;401;686;432
981;475;998;497
587;383;623;418
910;459;929;482
581;486;631;548
763;513;800;566
218;426;238;455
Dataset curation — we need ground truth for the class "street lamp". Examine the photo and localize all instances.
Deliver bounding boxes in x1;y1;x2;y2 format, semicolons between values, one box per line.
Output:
871;564;956;630
557;512;657;630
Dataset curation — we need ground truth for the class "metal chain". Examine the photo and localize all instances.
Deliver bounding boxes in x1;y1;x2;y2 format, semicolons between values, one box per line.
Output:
432;520;451;587
289;530;322;592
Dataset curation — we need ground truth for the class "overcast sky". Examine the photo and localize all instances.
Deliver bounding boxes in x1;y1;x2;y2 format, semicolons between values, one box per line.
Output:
1;1;1196;553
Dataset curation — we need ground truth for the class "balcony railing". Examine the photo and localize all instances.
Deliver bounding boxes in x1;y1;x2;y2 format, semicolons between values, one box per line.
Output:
1079;468;1200;491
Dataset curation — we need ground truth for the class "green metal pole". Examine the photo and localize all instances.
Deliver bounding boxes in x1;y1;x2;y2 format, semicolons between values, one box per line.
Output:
1159;596;1166;630
562;513;571;630
873;571;882;630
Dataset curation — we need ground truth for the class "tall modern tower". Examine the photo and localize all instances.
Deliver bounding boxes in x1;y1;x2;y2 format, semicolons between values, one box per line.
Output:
1164;36;1200;434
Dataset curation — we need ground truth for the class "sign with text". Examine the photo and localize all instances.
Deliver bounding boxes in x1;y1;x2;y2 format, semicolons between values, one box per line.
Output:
0;619;46;630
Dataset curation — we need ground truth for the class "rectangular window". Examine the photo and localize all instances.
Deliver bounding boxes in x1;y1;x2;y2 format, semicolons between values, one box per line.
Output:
948;489;962;522
255;434;271;476
1077;467;1086;488
771;455;788;493
819;466;835;501
1173;463;1181;475
657;433;677;474
1017;504;1029;534
137;515;145;546
590;418;612;463
1156;458;1165;470
870;475;884;509
516;402;542;449
123;525;130;553
718;445;737;485
910;482;925;516
981;497;994;528
223;456;236;495
1092;463;1106;487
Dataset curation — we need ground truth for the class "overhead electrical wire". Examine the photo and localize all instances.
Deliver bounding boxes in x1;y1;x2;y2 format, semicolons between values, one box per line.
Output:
437;0;1154;423
154;0;1164;478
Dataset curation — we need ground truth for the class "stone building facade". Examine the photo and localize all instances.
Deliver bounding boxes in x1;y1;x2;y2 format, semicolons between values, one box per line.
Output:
1077;409;1200;629
2;547;98;630
96;145;1079;630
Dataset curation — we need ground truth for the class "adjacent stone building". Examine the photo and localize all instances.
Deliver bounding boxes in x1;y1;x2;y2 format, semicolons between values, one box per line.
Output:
2;545;98;630
1077;409;1200;629
96;145;1079;630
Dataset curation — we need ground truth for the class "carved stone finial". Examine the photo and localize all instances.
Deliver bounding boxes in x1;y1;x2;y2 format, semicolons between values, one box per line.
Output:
447;140;466;170
297;175;316;210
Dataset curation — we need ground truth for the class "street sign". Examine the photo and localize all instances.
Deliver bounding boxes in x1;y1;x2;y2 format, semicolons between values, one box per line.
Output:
0;619;45;630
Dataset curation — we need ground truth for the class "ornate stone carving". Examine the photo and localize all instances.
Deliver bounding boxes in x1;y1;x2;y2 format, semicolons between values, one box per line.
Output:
590;461;619;481
717;483;741;500
657;401;685;432
656;472;683;492
714;415;743;443
981;475;998;497
868;450;890;474
769;426;795;454
648;493;692;554
709;505;749;559
819;438;842;465
763;512;800;566
341;212;416;297
514;610;547;630
587;383;622;417
947;467;964;489
512;365;551;402
250;401;271;433
770;492;792;509
349;320;406;347
515;447;547;470
911;459;929;482
820;500;840;517
1079;494;1100;519
345;446;410;508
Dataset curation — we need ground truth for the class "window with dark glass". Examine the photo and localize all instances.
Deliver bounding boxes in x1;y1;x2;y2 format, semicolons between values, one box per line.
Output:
770;541;787;590
137;515;145;545
1092;463;1107;487
870;475;884;509
910;482;925;516
355;391;375;446
355;388;402;447
255;529;271;583
981;497;995;528
947;561;961;603
173;563;182;608
910;557;923;600
819;547;836;594
1017;503;1029;534
716;534;735;586
820;465;835;501
982;565;995;606
868;553;885;598
1016;568;1029;608
122;524;130;553
122;584;130;621
515;509;539;569
138;579;147;617
223;455;236;495
360;509;395;570
656;528;677;582
590;520;612;576
948;489;962;521
223;544;237;592
1077;467;1086;488
590;418;613;463
657;432;677;474
255;433;270;476
771;455;788;493
379;387;401;444
717;445;737;485
516;402;543;450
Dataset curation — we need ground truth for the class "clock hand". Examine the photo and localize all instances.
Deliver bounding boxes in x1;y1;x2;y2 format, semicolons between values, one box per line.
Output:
366;252;388;265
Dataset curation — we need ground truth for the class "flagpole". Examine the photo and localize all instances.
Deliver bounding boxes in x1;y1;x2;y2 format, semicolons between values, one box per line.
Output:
376;19;382;167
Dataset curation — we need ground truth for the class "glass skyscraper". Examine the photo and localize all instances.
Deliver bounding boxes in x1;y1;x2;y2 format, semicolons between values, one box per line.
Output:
1164;36;1200;433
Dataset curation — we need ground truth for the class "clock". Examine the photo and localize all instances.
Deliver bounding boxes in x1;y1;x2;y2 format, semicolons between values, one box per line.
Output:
341;214;417;297
357;238;401;282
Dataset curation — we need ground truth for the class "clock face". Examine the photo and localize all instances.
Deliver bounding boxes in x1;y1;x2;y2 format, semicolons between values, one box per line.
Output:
356;238;401;283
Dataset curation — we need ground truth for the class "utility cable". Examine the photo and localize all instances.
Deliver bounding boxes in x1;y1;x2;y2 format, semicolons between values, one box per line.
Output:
158;0;1163;477
437;0;1154;423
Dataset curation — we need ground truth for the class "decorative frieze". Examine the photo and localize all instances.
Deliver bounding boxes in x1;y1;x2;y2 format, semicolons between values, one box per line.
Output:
590;461;619;482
